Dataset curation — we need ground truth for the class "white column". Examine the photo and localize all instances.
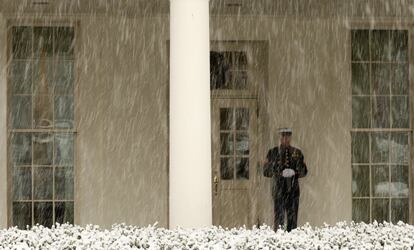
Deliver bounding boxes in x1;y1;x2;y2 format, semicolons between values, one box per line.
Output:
169;0;212;228
0;13;7;229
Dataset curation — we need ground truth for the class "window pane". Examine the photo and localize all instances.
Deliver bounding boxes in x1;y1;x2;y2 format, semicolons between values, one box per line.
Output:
391;198;408;223
372;199;389;223
55;202;74;224
352;199;370;223
220;108;233;130
391;96;409;129
371;30;391;61
34;27;54;58
12;26;32;59
13;202;32;229
33;167;53;200
392;64;409;95
371;132;389;163
390;133;409;164
33;59;54;95
391;165;409;197
55;60;74;94
33;95;53;128
34;202;53;228
233;71;248;89
235;132;249;155
55;167;74;200
372;165;389;197
33;133;53;165
351;132;369;163
220;157;233;180
236;158;249;180
54;133;74;165
352;165;369;197
13;167;32;200
351;30;369;61
12;133;32;165
391;30;408;62
54;96;74;129
54;27;74;58
11;95;32;129
371;63;390;95
352;96;370;128
11;60;32;94
210;52;227;90
220;133;233;155
372;96;390;128
352;63;369;95
235;108;249;130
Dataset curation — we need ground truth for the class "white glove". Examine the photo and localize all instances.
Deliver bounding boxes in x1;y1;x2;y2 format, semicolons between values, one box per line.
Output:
282;168;295;178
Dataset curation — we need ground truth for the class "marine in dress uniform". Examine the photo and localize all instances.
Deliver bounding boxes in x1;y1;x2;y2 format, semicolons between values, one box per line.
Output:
263;128;308;232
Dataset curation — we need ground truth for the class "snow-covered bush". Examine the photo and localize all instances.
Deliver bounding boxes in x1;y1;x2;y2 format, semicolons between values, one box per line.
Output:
1;221;414;249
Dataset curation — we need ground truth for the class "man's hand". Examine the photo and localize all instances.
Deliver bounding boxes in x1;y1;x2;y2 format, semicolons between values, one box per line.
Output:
282;168;295;178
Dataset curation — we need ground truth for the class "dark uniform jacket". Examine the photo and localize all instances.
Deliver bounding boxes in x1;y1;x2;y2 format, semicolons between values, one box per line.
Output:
263;145;308;198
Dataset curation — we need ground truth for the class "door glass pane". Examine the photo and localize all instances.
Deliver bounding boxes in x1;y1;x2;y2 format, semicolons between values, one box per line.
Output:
220;108;233;130
372;199;389;223
33;59;54;95
372;96;390;128
235;108;249;130
352;63;369;95
34;27;54;58
11;60;32;94
55;60;74;94
11;95;32;129
33;94;53;128
372;165;389;197
352;199;370;223
236;158;249;180
391;30;408;62
392;64;409;95
352;165;369;197
12;133;32;165
54;96;74;129
13;167;32;200
13;202;32;229
371;132;389;163
235;132;249;155
390;133;409;164
233;71;248;89
33;133;53;165
220;157;233;180
12;26;32;59
390;165;409;197
55;167;74;200
371;63;390;95
33;167;53;200
391;198;408;223
391;96;409;128
54;27;74;58
352;96;370;128
55;202;74;224
351;132;369;163
371;30;391;62
220;133;233;155
351;30;369;61
34;202;53;227
54;133;74;165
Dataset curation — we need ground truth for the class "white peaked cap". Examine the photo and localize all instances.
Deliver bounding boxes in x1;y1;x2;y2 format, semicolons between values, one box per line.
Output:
278;127;292;133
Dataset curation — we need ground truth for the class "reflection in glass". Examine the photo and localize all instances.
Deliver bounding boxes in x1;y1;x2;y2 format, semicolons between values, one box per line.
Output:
371;133;389;163
12;133;32;165
235;133;249;155
55;167;74;200
13;167;32;200
13;202;32;229
352;165;369;197
220;157;233;180
55;96;74;129
372;165;389;197
372;199;389;223
54;134;74;165
34;202;53;228
235;108;249;130
33;133;53;165
33;167;53;200
352;199;369;223
220;133;233;155
390;133;409;164
236;158;249;180
390;165;409;197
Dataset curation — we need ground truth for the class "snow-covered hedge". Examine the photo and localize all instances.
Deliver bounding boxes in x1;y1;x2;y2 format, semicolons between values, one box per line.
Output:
1;221;414;249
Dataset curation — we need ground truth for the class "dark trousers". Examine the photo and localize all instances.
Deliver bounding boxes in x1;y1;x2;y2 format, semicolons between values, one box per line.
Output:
273;192;299;232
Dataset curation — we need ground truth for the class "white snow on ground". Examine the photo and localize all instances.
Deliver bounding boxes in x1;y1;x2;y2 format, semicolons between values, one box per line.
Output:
1;221;414;249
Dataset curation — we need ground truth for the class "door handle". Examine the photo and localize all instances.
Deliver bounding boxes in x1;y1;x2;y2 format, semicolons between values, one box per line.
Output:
213;176;219;196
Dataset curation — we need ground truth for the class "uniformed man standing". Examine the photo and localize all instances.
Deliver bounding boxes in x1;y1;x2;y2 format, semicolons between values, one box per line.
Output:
263;128;308;232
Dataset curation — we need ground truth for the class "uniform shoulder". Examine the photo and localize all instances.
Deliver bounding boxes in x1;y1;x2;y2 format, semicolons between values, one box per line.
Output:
291;146;303;155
